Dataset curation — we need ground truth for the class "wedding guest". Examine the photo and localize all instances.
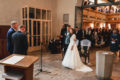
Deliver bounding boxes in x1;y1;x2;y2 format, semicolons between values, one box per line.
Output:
81;29;86;40
110;30;119;57
60;24;67;49
7;21;18;54
75;27;81;47
64;25;71;56
12;25;28;55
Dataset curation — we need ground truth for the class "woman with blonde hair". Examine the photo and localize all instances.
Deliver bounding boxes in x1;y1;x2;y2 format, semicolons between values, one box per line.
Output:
110;29;119;57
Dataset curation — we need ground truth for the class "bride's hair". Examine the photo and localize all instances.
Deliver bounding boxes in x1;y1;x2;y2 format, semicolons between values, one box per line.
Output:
70;28;75;36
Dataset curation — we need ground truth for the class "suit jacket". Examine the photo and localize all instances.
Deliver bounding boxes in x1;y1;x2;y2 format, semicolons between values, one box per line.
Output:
12;31;28;55
79;30;86;40
60;27;67;43
64;31;70;45
75;30;81;41
7;28;16;54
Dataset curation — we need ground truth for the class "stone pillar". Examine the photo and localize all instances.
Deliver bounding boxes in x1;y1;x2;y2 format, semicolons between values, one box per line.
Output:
96;51;114;79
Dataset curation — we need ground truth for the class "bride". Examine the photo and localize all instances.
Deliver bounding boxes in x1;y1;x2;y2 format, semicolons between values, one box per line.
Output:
62;28;93;72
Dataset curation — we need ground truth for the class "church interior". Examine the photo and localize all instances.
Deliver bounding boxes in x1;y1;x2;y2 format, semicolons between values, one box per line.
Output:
0;0;120;80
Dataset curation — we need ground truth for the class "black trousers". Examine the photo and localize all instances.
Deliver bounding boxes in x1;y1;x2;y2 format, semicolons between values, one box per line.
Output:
64;44;69;56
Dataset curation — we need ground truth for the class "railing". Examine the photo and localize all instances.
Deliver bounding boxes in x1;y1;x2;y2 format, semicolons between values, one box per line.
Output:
83;8;120;22
106;13;120;22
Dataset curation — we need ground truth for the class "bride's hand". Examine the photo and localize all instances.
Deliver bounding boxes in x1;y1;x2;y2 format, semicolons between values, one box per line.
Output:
74;38;76;41
71;46;74;50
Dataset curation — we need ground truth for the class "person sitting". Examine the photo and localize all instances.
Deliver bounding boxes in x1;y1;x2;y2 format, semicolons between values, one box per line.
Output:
95;35;105;47
80;37;91;64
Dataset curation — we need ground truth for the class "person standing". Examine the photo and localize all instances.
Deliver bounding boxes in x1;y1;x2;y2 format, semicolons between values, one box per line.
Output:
60;24;67;50
12;25;28;55
110;30;119;57
62;28;93;72
7;21;18;54
64;25;71;56
75;27;81;47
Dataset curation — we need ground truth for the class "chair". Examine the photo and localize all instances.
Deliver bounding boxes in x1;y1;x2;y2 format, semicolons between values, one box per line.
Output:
80;46;90;64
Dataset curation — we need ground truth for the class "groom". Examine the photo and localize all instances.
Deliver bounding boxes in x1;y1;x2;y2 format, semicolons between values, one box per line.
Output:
64;25;71;57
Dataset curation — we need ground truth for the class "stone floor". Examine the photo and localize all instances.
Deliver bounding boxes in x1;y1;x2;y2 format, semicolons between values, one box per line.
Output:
29;47;120;80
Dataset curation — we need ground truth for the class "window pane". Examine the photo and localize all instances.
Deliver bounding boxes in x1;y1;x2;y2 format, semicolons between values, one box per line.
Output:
25;7;27;18
33;21;36;35
42;22;45;35
29;20;31;35
47;10;51;20
23;20;27;32
49;22;51;39
29;7;35;18
37;21;40;35
38;36;40;46
42;22;45;42
42;10;46;19
23;20;25;25
97;0;108;3
22;8;24;18
33;36;36;46
36;9;41;19
46;22;48;35
25;20;27;32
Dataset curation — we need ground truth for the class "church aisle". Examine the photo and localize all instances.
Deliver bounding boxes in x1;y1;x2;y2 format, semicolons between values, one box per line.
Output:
30;47;120;80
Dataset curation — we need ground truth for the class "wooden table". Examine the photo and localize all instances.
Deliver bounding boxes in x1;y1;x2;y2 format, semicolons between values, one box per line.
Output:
0;54;39;80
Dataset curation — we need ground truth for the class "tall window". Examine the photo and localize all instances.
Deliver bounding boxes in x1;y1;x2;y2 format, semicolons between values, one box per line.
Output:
22;7;52;52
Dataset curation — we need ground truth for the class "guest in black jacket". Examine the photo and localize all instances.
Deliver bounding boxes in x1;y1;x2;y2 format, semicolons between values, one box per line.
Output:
60;24;67;49
75;27;81;48
7;21;18;54
12;25;28;55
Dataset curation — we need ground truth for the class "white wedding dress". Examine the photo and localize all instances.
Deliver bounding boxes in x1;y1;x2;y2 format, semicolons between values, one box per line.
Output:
62;34;93;72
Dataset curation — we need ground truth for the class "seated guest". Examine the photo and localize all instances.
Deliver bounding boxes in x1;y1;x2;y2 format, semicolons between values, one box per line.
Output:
12;25;28;55
95;35;105;47
80;37;91;53
80;37;91;64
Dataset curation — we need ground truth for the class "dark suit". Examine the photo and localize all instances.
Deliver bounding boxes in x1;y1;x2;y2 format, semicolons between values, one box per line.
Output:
12;31;28;55
7;28;16;54
79;30;86;40
60;27;67;49
75;30;81;41
75;30;81;48
64;31;70;55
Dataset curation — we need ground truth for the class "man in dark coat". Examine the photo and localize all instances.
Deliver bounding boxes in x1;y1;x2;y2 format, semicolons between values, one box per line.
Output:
64;25;71;55
75;27;80;41
75;27;81;48
7;21;18;54
79;28;86;41
60;24;67;49
12;25;28;55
